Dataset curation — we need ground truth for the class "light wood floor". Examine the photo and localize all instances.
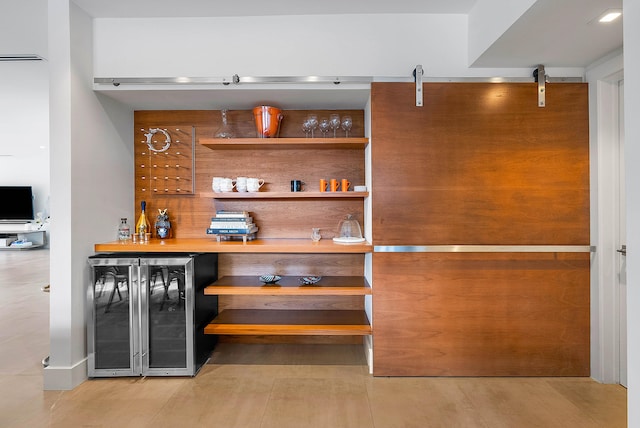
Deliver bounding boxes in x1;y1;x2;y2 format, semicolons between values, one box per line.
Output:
0;249;627;427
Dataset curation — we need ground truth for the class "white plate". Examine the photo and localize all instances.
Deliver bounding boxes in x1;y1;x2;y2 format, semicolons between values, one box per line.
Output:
332;237;366;243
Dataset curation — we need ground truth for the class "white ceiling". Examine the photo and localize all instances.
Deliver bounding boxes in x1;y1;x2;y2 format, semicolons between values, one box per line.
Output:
472;0;623;68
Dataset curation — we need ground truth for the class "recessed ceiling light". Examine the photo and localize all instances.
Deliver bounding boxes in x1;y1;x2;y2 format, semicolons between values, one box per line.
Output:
598;9;622;23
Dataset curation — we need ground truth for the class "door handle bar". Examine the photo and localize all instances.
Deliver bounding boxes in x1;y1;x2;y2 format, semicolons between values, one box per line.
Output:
373;245;595;253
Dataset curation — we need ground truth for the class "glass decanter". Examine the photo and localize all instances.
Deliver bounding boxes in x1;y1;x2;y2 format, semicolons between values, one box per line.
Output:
214;109;235;138
311;228;321;242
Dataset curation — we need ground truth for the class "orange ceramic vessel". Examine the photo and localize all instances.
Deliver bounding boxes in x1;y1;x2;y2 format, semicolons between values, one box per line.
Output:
253;105;283;138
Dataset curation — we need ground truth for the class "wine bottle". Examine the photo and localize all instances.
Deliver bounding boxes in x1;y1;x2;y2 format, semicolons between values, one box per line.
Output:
136;201;150;240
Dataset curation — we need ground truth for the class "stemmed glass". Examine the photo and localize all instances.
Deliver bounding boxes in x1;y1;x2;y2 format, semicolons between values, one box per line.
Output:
318;118;330;138
302;120;311;138
307;115;318;138
341;116;353;137
329;114;341;138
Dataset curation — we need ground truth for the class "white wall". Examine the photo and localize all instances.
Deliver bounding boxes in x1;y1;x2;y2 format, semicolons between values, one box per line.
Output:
623;0;640;425
467;0;537;66
0;0;50;228
92;14;556;79
586;50;624;384
0;0;48;59
45;0;133;390
0;61;50;219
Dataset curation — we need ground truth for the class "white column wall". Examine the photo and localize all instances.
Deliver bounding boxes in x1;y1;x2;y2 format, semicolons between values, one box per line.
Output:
46;0;75;389
623;0;640;424
45;0;133;390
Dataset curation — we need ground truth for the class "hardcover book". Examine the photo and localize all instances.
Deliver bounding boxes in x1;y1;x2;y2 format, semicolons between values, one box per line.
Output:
206;226;258;235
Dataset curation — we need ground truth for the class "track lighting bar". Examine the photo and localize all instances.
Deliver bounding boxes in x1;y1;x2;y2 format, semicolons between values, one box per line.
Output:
94;74;581;88
94;75;374;87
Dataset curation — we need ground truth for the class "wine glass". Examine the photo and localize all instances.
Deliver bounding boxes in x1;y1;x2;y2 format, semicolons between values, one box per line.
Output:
307;115;318;138
329;114;341;138
318;118;330;138
302;120;311;138
341;116;353;137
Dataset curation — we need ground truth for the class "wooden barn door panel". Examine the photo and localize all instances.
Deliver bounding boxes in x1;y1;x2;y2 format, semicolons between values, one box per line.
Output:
370;82;590;376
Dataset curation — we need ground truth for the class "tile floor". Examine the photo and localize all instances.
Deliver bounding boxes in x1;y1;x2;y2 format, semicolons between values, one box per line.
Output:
0;249;628;427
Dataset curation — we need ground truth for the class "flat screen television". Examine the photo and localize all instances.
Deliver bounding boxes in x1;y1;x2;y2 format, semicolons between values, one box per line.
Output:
0;186;34;223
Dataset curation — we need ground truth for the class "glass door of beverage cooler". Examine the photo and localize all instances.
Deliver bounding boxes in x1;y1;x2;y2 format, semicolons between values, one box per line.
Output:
87;257;140;377
140;257;195;376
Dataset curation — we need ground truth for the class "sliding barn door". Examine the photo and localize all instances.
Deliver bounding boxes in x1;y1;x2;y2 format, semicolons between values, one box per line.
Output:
371;82;590;376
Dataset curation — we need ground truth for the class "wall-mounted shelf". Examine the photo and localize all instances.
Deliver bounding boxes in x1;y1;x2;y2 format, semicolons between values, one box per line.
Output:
204;309;372;336
204;276;372;336
199;137;369;150
205;276;371;296
202;191;369;199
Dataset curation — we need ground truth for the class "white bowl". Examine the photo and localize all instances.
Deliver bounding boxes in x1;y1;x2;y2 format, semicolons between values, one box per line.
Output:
259;275;281;284
299;276;322;285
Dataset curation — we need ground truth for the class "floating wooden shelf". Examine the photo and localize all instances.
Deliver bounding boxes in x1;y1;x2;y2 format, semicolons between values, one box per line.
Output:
199;137;369;150
204;309;372;336
94;238;372;254
205;276;371;296
202;191;369;199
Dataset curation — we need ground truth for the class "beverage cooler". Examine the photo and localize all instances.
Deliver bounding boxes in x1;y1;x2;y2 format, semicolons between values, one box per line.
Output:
87;253;218;377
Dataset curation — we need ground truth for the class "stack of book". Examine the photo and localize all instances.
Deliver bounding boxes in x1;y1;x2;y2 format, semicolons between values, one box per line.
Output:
206;211;258;239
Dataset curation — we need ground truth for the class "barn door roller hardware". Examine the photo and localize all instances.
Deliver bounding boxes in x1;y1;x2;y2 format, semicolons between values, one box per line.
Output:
533;64;547;108
413;65;424;107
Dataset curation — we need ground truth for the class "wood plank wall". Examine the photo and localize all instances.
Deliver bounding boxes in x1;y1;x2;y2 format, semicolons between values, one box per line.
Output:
134;109;366;344
134;110;365;240
371;83;590;376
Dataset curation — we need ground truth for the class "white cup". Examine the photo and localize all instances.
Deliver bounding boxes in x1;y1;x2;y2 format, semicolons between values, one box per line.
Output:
247;178;265;192
220;177;235;192
236;176;248;192
212;177;224;192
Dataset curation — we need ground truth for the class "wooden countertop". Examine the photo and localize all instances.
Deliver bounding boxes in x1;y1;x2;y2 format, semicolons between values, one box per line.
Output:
94;238;372;254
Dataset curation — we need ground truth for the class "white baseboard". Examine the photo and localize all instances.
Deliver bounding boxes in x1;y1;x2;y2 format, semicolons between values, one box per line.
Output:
43;357;88;390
